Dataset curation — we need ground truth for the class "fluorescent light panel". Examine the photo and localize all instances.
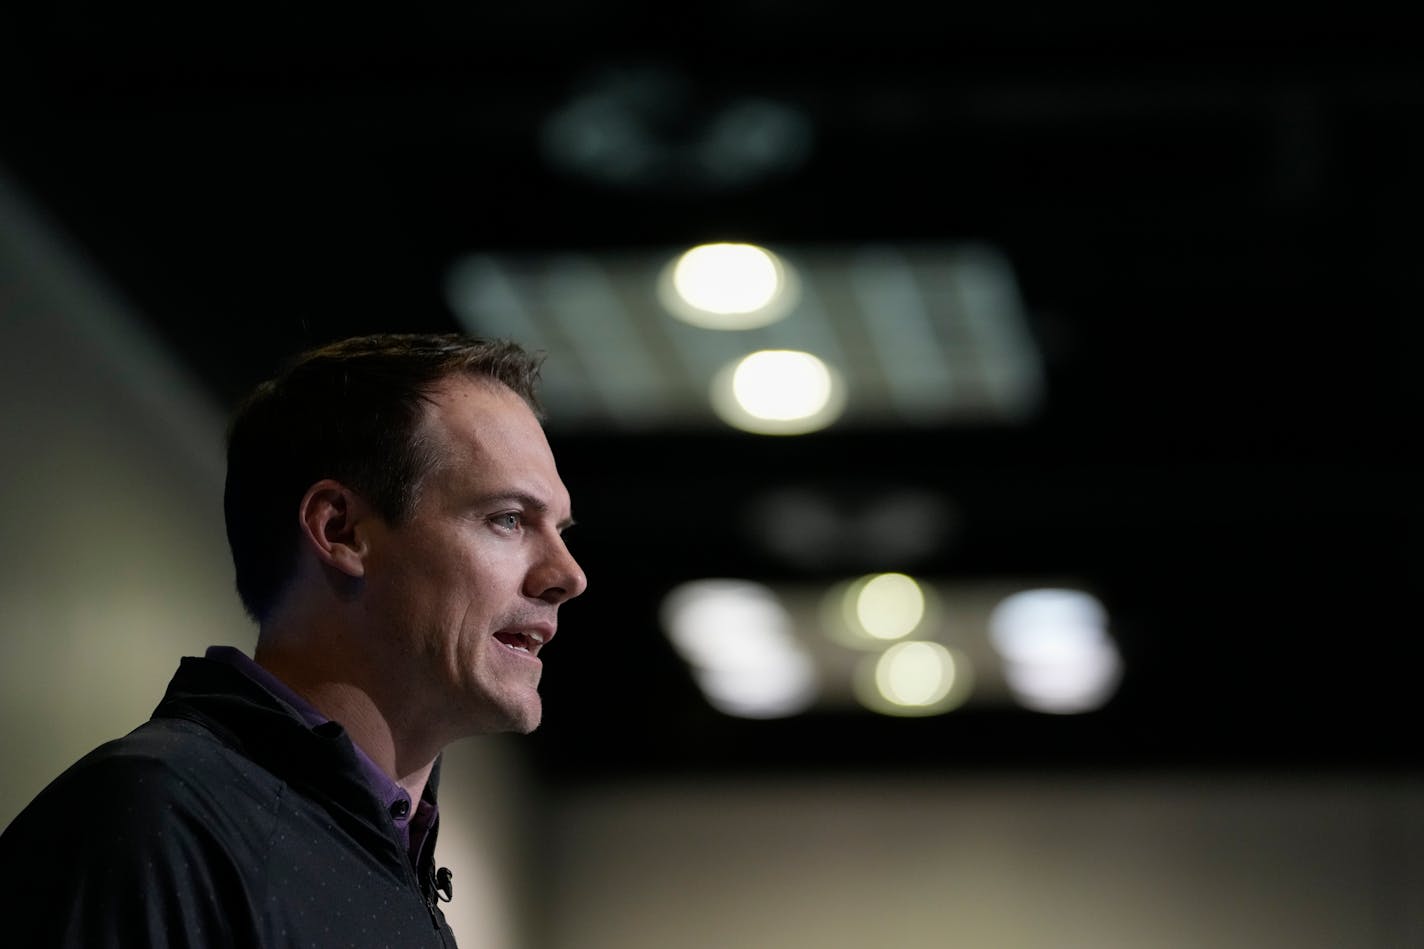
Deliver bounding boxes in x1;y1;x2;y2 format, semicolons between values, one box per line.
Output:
446;241;1042;432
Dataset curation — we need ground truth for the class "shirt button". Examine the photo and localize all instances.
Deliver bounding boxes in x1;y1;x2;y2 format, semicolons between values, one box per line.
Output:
390;798;411;819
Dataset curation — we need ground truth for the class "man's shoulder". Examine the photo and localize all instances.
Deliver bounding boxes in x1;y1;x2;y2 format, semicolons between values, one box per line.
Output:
0;721;279;946
6;715;286;845
90;714;279;788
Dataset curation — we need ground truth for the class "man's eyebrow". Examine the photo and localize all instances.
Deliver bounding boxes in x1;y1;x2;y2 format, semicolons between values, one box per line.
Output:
473;492;576;531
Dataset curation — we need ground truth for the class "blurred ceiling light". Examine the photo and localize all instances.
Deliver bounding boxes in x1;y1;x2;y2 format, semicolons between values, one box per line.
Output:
822;571;936;648
674;243;778;314
710;350;845;435
988;588;1108;664
855;641;972;716
843;572;922;638
693;660;818;720
1001;647;1122;715
732;351;830;418
660;579;818;719
660;578;791;667
878;641;954;706
445;241;1038;432
988;589;1123;714
854;572;927;641
658;242;799;329
539;65;813;192
697;97;815;186
744;486;959;571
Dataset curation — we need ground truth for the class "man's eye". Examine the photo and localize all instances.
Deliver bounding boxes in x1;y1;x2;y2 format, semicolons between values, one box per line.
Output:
491;512;522;531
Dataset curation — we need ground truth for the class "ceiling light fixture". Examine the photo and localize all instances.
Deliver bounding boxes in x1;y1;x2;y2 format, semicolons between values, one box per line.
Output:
710;349;845;435
658;242;800;330
854;641;973;716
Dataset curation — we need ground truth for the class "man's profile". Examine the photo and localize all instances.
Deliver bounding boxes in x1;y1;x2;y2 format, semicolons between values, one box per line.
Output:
0;333;587;947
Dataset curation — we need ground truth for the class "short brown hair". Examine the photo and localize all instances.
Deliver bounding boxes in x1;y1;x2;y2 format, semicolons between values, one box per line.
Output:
223;333;545;622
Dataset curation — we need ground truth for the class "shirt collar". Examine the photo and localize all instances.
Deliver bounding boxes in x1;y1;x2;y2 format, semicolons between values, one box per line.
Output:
203;646;427;841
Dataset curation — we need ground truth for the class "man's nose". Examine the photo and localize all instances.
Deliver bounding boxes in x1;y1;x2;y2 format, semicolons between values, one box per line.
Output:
527;534;587;604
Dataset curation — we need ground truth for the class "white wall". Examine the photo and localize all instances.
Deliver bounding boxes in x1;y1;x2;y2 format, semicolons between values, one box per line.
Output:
0;169;531;949
0;171;251;819
546;772;1424;949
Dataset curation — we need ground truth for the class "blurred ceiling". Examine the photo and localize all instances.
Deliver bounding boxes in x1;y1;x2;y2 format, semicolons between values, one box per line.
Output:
1;6;1418;782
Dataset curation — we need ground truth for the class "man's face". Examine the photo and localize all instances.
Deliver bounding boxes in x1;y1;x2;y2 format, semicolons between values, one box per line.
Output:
361;376;587;737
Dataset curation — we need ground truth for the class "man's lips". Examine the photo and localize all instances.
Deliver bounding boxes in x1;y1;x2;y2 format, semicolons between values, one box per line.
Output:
492;624;555;658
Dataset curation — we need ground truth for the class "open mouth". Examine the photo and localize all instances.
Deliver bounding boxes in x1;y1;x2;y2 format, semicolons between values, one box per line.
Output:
493;629;546;656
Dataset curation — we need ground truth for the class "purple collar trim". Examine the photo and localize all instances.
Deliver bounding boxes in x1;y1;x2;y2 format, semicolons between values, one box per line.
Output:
203;646;435;858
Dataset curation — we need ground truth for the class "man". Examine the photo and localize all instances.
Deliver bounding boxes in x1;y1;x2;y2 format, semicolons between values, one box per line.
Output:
0;333;587;946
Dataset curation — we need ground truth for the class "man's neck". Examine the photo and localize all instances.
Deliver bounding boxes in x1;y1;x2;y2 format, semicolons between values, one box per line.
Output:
252;641;440;804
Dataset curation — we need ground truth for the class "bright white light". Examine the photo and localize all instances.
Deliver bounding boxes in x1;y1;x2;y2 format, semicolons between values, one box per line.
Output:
710;350;846;435
676;243;779;313
877;641;955;706
657;243;799;330
989;588;1109;663
694;661;818;719
853;642;972;716
824;572;935;648
988;588;1122;714
660;579;819;719
854;572;926;641
1002;646;1123;715
661;579;792;668
734;351;831;420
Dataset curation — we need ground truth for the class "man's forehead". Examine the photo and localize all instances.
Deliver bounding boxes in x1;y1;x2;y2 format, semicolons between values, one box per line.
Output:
423;376;540;442
427;373;528;412
420;376;570;508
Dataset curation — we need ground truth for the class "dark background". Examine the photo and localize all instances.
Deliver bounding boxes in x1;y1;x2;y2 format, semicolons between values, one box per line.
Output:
2;6;1417;784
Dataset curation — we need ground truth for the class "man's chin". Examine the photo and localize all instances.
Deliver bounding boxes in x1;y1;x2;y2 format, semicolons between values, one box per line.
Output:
522;702;545;733
505;701;541;735
490;696;542;736
458;684;542;736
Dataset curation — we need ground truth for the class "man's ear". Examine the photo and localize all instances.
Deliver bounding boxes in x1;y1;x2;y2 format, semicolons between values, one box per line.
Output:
297;479;370;579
